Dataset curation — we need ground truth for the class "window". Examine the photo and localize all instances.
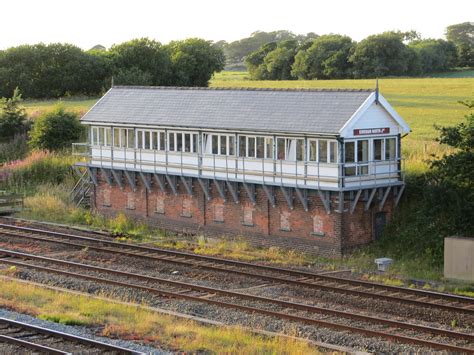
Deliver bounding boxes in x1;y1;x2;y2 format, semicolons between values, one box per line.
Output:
329;142;337;163
248;137;255;157
169;132;175;151
159;132;165;150
276;137;304;161
220;135;227;155
239;136;246;156
204;134;235;155
344;140;368;176
137;130;165;150
373;137;397;161
256;137;264;158
309;140;317;161
318;140;328;163
385;138;396;160
308;139;338;163
265;138;273;159
344;142;355;163
177;133;182;151
91;127;112;146
296;139;304;161
229;136;235;155
193;134;198;153
374;139;383;161
113;128;134;148
168;132;198;153
184;133;191;152
357;140;369;162
238;135;273;159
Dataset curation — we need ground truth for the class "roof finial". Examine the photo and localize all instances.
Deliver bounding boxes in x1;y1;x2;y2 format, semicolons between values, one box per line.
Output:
111;76;114;88
375;78;379;104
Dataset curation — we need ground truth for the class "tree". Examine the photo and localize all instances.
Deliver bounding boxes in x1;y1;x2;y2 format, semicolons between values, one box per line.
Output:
29;105;84;151
292;34;354;79
409;39;457;74
349;32;414;78
0;43;109;98
427;99;474;236
0;87;28;141
446;22;474;67
245;42;277;79
262;40;299;80
167;38;226;86
109;38;171;86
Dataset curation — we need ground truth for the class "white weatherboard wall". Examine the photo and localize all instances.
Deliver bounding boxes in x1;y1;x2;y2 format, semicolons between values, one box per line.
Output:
444;237;474;282
344;102;402;139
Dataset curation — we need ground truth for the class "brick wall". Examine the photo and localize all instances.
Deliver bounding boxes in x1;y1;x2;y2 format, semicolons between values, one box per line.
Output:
92;173;395;258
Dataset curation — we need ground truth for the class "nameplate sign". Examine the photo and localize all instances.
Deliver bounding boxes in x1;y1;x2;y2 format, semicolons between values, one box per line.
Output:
353;127;390;136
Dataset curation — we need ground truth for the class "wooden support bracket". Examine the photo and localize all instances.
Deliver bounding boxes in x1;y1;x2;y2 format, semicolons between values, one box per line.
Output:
262;185;275;208
226;181;239;204
198;178;211;201
110;169;124;191
139;172;152;192
213;179;226;202
295;187;308;211
365;188;377;211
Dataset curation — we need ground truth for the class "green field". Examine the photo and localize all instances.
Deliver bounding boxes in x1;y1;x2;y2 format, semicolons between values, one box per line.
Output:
23;73;474;172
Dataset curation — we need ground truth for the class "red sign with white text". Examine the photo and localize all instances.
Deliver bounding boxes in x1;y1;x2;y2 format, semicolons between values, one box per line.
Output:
353;127;390;136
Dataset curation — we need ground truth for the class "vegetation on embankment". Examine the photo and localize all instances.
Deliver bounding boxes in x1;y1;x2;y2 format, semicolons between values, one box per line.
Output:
0;279;320;353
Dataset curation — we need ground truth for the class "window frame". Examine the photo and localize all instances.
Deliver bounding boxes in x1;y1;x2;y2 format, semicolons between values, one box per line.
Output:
307;138;338;163
238;135;274;159
168;131;198;153
203;133;236;156
91;126;112;147
136;129;165;151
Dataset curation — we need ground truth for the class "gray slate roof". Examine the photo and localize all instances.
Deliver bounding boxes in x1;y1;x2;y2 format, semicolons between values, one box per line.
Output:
81;86;374;135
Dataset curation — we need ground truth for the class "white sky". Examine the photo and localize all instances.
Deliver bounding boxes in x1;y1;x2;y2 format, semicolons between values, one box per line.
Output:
1;0;472;50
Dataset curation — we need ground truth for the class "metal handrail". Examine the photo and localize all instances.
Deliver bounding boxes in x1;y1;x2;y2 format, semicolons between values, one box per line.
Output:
74;143;404;188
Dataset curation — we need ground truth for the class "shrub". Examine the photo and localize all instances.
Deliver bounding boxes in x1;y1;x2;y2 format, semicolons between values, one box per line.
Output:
29;105;84;151
0;134;29;164
0;88;29;142
1;151;76;191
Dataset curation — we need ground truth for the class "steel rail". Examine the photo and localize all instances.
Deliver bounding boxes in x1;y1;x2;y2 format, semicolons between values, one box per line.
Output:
0;249;473;353
0;334;70;355
0;223;473;315
0;317;143;354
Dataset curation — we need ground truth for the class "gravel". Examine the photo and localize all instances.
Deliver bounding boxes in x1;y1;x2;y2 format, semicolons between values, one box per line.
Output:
0;308;168;354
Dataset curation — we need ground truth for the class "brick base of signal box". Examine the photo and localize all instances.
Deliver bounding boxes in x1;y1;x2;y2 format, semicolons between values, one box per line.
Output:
93;176;395;258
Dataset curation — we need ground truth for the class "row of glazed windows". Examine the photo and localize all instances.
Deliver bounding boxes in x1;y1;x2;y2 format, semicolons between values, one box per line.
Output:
90;127;397;164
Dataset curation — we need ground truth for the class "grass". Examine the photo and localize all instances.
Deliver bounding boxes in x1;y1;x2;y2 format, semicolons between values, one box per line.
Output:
22;97;98;117
0;279;321;353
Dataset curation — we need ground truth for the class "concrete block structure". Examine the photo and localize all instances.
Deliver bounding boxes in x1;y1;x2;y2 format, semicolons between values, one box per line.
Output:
73;86;411;257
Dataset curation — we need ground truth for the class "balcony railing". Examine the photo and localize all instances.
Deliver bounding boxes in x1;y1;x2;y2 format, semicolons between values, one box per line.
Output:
73;143;404;191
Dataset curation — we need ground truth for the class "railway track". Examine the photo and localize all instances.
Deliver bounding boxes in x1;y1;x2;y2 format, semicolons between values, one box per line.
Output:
0;248;473;353
0;222;473;316
0;317;143;354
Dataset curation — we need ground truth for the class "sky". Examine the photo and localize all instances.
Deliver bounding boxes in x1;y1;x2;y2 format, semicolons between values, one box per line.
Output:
1;0;472;50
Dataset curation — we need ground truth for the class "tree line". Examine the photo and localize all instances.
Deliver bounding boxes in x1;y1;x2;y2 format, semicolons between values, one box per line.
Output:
0;38;225;98
245;22;473;80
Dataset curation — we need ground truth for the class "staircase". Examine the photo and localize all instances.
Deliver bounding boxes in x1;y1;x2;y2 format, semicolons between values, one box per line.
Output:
71;169;92;208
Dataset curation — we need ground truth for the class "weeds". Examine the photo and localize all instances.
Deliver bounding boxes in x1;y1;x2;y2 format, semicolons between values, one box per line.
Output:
0;279;320;353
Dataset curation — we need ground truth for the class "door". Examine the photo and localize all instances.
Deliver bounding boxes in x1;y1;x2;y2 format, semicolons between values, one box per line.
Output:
374;212;387;240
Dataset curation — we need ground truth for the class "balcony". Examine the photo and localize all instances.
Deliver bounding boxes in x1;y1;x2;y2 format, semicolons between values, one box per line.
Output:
73;143;404;192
